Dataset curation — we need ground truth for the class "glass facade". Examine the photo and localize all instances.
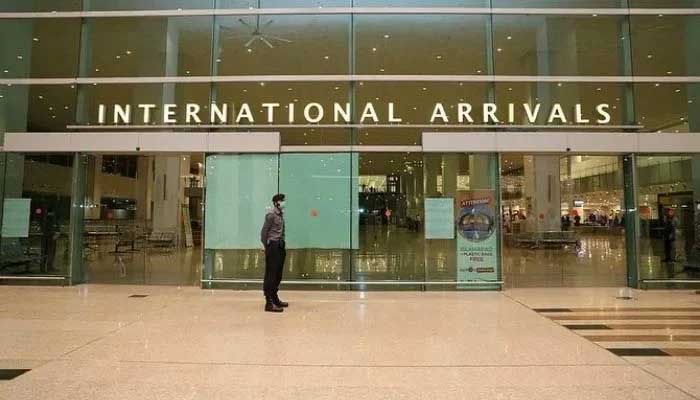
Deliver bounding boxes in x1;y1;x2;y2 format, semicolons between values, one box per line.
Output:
1;3;699;289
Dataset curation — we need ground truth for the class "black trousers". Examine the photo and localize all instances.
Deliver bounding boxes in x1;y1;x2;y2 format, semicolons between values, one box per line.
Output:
263;241;286;297
664;239;675;262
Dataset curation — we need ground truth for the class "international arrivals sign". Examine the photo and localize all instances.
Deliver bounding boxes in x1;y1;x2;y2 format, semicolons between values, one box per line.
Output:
97;101;613;125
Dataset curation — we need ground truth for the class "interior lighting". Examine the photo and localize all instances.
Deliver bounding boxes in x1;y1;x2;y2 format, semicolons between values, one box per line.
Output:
33;37;39;42
383;34;390;39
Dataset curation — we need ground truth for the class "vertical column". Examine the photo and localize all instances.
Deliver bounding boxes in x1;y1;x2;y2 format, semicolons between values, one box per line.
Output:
135;156;153;223
619;15;635;128
685;19;700;262
623;155;640;288
523;155;562;232
152;156;184;244
535;18;580;123
423;155;440;198
84;155;102;219
469;154;491;190
163;17;181;104
69;154;88;285
442;154;459;198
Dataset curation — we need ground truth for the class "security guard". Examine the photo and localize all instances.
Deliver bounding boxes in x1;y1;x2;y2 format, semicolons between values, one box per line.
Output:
260;193;289;312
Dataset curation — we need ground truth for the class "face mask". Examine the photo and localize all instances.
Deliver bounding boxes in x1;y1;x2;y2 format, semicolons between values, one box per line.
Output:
277;201;286;209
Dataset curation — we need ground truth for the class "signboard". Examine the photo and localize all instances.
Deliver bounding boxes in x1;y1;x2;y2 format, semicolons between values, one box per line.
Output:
425;198;454;239
1;198;31;238
456;190;498;285
95;101;613;126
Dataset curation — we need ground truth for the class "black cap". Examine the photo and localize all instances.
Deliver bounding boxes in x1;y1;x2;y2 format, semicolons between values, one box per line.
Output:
272;193;285;203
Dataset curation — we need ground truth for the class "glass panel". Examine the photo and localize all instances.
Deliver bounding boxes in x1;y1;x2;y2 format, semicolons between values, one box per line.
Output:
279;153;354;281
631;0;700;7
355;0;487;6
354;81;490;145
81;17;213;77
492;0;627;6
76;83;210;126
0;19;81;78
0;85;77;132
83;154;203;284
0;1;81;11
354;15;488;75
354;152;424;284
204;154;278;280
493;15;627;76
218;0;351;7
0;153;75;277
215;82;350;144
424;153;500;288
215;15;349;75
494;82;627;126
501;154;627;288
634;83;699;133
631;16;700;76
637;155;700;288
86;0;214;10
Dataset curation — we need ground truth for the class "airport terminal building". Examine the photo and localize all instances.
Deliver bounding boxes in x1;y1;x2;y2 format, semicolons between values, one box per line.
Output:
1;1;699;290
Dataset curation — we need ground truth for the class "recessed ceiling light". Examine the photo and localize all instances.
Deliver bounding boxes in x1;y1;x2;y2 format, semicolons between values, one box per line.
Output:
497;48;502;52
507;36;512;40
383;34;390;39
324;55;329;60
32;37;39;42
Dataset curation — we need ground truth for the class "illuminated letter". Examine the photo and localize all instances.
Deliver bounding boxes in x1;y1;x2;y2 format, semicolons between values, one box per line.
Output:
288;103;295;123
236;103;254;123
163;104;177;124
360;103;379;123
458;103;473;123
210;103;228;124
547;103;567;124
523;103;541;124
114;104;131;124
334;103;351;123
185;104;202;124
98;104;106;124
388;102;403;123
574;104;590;124
596;104;611;124
262;103;280;123
138;104;156;124
508;103;515;123
483;103;499;123
430;103;449;123
304;103;324;123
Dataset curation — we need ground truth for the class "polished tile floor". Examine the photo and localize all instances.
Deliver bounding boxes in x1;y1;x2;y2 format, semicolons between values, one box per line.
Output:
0;285;698;399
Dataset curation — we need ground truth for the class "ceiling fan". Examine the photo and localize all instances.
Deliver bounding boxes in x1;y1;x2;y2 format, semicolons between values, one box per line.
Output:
231;0;293;49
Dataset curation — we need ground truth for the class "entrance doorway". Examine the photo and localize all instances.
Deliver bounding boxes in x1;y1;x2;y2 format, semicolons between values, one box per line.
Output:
81;153;204;285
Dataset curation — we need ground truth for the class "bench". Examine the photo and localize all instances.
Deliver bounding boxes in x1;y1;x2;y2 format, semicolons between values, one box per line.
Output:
514;231;580;250
0;241;43;273
146;232;177;251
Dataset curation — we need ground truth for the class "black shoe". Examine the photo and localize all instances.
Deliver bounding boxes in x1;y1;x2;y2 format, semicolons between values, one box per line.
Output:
273;294;289;308
265;297;284;313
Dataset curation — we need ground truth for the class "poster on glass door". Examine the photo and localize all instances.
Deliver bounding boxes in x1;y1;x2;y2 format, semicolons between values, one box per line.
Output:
456;190;498;284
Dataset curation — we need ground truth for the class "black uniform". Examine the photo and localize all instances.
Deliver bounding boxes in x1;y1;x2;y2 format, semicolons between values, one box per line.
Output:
260;207;285;297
